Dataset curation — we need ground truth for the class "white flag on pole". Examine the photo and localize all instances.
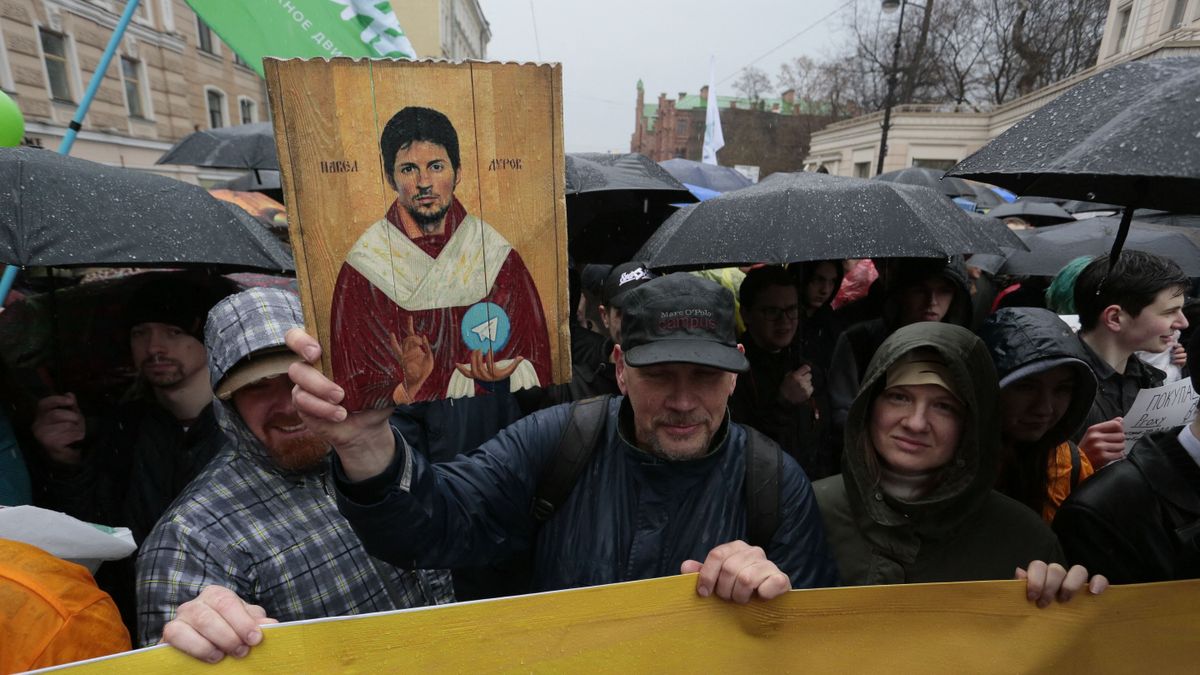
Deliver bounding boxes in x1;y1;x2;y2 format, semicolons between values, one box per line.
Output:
703;56;724;165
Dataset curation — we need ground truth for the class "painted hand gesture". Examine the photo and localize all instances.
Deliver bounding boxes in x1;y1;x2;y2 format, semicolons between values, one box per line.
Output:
455;348;523;383
387;316;434;404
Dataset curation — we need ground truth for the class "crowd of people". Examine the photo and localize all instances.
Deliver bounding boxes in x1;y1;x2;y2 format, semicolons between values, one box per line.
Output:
4;187;1200;669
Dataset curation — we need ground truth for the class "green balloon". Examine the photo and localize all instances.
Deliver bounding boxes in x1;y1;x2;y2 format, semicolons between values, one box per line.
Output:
0;90;25;147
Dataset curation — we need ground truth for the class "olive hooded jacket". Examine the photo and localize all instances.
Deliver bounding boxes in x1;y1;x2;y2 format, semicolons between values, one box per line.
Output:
813;322;1064;585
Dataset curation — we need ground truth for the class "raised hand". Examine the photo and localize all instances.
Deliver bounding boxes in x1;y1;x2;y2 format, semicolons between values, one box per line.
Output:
32;393;85;465
1079;417;1126;469
779;364;814;406
286;328;397;481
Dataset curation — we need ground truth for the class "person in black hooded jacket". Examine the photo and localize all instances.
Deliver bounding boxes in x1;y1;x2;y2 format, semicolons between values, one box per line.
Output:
827;257;973;442
979;308;1098;522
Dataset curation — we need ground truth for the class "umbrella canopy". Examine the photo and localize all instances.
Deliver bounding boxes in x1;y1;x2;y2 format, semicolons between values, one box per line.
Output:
566;152;692;194
681;183;722;202
986;200;1076;225
215;169;284;203
873;167;976;198
565;153;695;264
962;181;1004;209
0;270;294;408
0;147;294;271
637;172;1005;270
966;212;1030;251
157;122;279;171
999;217;1200;276
948;56;1200;213
658;158;754;193
1060;199;1120;215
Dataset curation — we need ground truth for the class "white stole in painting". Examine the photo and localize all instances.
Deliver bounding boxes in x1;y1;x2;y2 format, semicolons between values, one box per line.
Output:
345;214;512;311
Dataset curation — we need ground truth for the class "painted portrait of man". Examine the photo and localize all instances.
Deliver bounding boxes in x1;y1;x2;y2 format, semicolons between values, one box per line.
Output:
328;106;551;410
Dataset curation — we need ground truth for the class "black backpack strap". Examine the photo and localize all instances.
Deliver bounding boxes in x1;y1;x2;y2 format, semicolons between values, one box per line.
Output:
743;426;782;548
532;395;611;522
1069;443;1083;490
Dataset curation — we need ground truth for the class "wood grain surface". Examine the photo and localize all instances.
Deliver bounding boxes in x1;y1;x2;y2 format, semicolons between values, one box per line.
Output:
45;575;1200;673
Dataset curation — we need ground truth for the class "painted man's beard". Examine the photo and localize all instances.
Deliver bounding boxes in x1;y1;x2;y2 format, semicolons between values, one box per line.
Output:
405;202;452;232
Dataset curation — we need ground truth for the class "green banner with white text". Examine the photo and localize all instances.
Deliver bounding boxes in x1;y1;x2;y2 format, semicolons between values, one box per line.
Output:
185;0;415;77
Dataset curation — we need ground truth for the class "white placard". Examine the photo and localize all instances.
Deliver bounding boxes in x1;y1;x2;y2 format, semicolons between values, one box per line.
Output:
1123;378;1199;452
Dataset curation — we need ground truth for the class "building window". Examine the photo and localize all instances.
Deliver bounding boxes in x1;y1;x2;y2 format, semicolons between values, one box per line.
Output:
160;0;175;32
1111;5;1132;54
0;22;14;92
239;97;256;124
675;119;688;135
1167;0;1189;30
911;158;958;171
121;56;145;118
40;29;73;102
853;161;871;178
234;52;250;68
206;89;225;128
196;15;215;54
116;0;153;25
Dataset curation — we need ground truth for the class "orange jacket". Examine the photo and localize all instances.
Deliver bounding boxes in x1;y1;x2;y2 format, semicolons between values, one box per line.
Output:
1043;442;1094;522
0;539;131;673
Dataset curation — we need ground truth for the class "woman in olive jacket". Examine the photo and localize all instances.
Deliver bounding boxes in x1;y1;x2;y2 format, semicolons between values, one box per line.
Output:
813;322;1105;601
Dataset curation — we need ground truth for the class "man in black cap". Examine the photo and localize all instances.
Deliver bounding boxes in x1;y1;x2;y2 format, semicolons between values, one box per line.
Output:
515;262;657;415
167;273;839;660
28;273;236;631
598;261;656;345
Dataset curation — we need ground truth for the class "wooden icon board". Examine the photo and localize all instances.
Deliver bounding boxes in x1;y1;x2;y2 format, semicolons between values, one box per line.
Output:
265;58;569;410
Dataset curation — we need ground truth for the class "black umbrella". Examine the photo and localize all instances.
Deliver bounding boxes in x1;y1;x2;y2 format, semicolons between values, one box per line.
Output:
565;153;695;264
999;217;1200;276
658;158;753;193
873;167;976;198
0;147;294;271
637;172;1004;270
215;169;284;203
986;200;1075;226
961;181;1005;209
1060;199;1120;215
966;212;1029;251
157;122;279;171
948;57;1200;270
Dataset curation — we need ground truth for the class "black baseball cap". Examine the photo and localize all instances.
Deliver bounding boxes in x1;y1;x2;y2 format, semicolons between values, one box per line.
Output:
619;274;748;373
603;261;657;309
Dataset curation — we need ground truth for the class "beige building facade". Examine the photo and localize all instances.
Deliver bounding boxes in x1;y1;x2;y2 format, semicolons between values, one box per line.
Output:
1;0;268;184
805;0;1200;177
393;0;489;61
0;0;488;185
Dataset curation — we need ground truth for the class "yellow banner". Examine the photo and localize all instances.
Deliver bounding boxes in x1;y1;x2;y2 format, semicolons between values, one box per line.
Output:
48;575;1200;673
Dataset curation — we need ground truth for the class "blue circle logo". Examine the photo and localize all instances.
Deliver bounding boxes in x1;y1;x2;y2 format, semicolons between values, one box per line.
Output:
461;302;511;353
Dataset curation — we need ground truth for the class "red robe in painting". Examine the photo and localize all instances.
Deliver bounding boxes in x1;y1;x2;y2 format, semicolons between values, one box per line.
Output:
330;198;551;410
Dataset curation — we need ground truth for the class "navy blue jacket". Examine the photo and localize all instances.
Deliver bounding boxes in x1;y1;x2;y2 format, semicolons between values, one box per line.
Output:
335;397;838;592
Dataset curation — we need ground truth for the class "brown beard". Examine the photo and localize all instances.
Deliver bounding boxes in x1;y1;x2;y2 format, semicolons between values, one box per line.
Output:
140;356;185;387
267;434;330;472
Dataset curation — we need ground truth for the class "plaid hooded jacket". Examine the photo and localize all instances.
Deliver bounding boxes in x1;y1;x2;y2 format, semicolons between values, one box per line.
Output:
134;288;452;646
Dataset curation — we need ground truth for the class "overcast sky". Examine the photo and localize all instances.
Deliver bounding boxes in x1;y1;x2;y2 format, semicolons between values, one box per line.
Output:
479;0;854;153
